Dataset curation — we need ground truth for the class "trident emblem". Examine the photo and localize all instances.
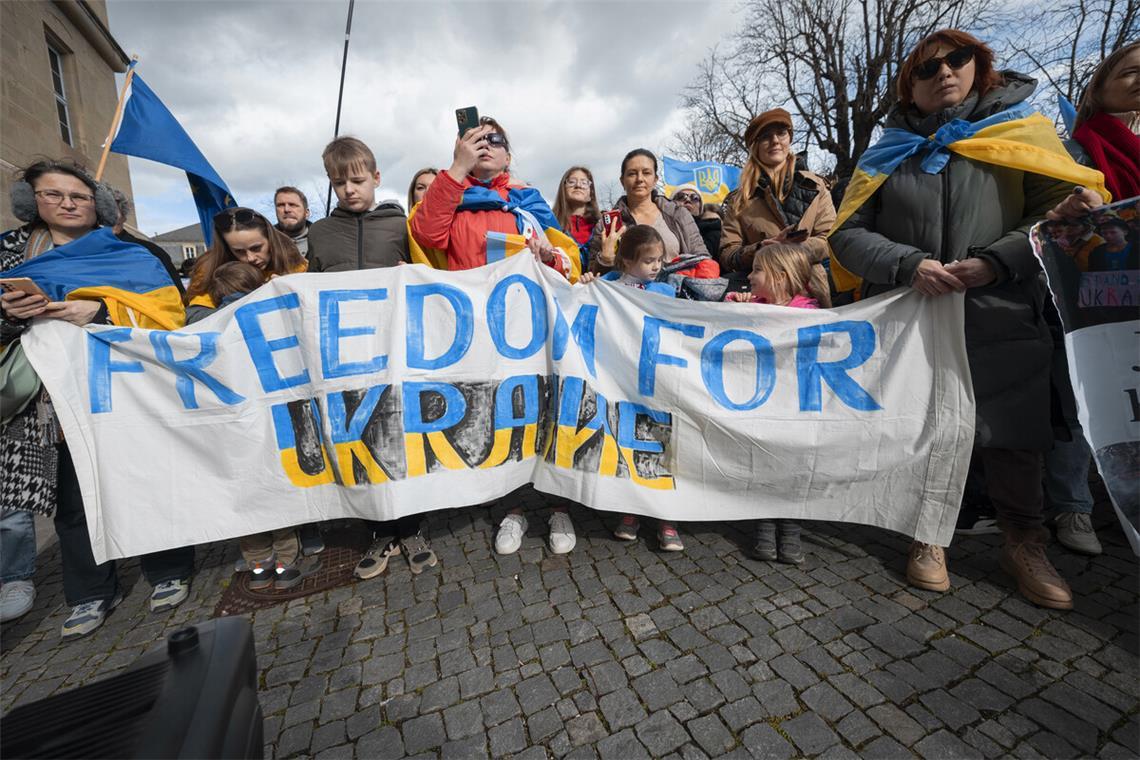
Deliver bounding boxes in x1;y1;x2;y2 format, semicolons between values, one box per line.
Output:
695;166;721;193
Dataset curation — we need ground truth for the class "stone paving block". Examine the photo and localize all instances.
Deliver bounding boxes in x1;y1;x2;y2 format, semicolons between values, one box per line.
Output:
597;728;651;760
919;689;981;731
799;681;854;722
836;708;879;748
860;735;912;759
480;688;522;727
916;729;984;759
769;653;818;690
739;723;794;759
867;703;925;746
632;668;684;711
488;716;527;757
781;712;839;756
753;679;799;718
528;705;564;744
566;712;608;747
1016;697;1099;753
599;687;648;731
718;696;763;732
828;672;886;708
311;720;347;755
686;713;736;756
517;673;560;716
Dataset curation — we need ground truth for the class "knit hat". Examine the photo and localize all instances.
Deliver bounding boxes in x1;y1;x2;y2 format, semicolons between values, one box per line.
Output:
744;108;794;146
670;183;703;210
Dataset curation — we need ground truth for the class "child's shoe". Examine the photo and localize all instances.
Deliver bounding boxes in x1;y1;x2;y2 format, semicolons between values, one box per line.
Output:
614;515;639;541
658;523;684;552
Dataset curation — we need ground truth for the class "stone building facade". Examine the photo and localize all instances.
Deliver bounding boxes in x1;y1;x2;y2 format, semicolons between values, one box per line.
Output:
1;1;135;232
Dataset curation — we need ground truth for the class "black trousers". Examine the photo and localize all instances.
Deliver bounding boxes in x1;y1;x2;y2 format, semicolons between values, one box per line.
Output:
365;515;421;542
55;445;195;606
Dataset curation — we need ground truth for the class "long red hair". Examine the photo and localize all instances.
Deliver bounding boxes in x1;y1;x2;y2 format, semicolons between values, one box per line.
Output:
897;29;1004;108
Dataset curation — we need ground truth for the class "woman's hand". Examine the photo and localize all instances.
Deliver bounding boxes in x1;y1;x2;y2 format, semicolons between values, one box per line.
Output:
40;300;102;326
526;232;555;264
760;225;796;246
447;125;492;182
911;259;965;296
944;258;996;288
596;226;619;268
1;291;50;320
578;272;597;284
1046;186;1104;221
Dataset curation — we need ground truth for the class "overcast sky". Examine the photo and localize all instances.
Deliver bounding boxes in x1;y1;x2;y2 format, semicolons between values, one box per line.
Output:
105;1;743;236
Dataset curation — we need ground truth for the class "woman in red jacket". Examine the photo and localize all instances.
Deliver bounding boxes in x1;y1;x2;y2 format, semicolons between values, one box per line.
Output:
409;116;577;557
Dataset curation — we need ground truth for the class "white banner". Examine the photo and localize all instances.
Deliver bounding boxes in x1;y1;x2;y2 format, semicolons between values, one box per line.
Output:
23;255;974;562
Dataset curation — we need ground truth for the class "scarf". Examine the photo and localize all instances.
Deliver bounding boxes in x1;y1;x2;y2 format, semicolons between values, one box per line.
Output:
1074;112;1140;202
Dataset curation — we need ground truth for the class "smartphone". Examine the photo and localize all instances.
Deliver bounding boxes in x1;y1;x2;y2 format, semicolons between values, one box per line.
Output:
456;106;479;137
602;211;623;235
785;228;809;243
0;277;48;299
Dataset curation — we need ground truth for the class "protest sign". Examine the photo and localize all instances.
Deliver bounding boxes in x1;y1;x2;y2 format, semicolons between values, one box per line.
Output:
1033;196;1140;554
23;255;975;563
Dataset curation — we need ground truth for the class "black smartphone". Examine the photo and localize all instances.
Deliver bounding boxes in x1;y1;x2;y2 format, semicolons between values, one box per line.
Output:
785;228;809;242
456;106;479;137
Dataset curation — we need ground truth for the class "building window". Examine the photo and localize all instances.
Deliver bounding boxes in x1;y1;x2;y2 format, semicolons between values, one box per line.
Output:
182;245;197;258
47;43;73;146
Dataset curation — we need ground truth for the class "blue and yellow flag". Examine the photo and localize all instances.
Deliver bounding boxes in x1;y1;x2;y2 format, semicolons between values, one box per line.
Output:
830;103;1111;292
5;228;185;330
110;64;236;246
408;186;582;282
662;157;742;204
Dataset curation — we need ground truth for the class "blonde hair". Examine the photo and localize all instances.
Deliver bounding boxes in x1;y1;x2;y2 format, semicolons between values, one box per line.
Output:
732;140;795;216
752;243;831;307
322;136;377;179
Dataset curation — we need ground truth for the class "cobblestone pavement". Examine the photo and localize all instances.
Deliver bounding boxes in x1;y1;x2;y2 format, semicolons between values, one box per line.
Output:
2;489;1138;759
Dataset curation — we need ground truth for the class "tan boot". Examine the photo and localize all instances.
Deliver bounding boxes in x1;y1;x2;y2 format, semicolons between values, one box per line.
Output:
1000;538;1073;610
906;541;950;591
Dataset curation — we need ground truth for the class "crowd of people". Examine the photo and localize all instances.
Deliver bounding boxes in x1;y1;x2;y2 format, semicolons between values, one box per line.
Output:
1;32;1136;641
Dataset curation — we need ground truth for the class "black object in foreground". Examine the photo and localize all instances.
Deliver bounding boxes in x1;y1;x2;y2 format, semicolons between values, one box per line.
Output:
1;616;263;759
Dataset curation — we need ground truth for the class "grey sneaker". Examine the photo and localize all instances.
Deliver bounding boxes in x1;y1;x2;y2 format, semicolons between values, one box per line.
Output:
1055;512;1102;555
61;593;123;640
0;581;35;623
149;579;190;613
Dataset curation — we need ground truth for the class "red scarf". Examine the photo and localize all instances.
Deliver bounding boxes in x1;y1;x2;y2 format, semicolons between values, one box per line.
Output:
1074;112;1140;202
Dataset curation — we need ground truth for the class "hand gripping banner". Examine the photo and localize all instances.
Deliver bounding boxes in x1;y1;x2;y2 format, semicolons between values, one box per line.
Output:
22;255;974;562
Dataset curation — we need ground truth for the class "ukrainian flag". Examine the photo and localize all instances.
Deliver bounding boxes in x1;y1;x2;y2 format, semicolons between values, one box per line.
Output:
4;228;185;330
662;157;742;204
830;103;1111;292
408;186;582;282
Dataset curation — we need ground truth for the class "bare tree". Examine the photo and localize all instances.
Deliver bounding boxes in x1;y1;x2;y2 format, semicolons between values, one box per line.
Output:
674;0;1002;179
1005;0;1139;108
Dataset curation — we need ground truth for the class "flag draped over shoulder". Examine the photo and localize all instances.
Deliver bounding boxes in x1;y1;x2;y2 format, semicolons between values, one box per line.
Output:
4;228;185;330
408;186;582;282
829;103;1112;292
662;157;742;204
109;65;236;246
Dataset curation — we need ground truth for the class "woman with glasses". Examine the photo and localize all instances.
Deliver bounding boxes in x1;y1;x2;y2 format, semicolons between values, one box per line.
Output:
719;109;835;299
552;166;600;270
669;184;723;262
184;207;307;320
587;149;716;278
830;29;1089;610
0;159;195;635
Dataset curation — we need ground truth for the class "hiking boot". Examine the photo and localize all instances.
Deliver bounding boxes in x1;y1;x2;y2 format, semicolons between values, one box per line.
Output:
906;541;950;592
401;532;437;574
61;593;122;640
749;521;777;561
495;513;528;555
614;515;639;541
355;539;399;580
0;581;35;623
548;512;576;554
1054;512;1102;555
777;522;805;565
149;579;190;613
1001;538;1073;610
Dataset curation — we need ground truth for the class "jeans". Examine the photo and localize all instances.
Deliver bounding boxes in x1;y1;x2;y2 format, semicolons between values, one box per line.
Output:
55;445;195;606
1045;427;1094;515
1;510;36;583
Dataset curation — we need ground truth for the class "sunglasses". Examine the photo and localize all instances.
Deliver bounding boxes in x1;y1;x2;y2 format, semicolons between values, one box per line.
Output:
913;45;975;80
674;193;701;204
484;132;509;149
214;207;262;231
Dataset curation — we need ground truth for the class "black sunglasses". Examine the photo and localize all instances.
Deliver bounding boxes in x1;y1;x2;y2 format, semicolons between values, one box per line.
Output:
484;132;509;148
214;207;261;231
674;193;701;203
913;45;975;80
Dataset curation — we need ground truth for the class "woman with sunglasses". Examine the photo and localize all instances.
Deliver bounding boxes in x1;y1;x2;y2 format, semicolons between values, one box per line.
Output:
719;109;835;298
184;207;307;318
831;29;1083;610
552;167;600;271
1;159;194;635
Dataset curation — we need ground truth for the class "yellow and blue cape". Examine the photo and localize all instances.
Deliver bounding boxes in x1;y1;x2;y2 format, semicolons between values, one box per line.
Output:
6;227;185;329
829;103;1111;292
409;186;582;282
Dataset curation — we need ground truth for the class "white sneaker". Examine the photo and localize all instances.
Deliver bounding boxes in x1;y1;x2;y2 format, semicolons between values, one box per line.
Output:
0;581;35;623
495;513;528;555
548;512;577;555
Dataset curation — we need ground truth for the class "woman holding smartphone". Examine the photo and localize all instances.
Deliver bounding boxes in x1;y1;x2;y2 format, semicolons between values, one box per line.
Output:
719;109;836;295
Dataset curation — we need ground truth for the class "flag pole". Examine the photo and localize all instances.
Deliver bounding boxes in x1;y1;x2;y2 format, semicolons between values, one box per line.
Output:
95;55;138;182
325;0;356;215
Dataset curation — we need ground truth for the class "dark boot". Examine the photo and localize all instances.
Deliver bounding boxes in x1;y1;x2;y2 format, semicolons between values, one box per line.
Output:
777;521;804;565
749;521;777;561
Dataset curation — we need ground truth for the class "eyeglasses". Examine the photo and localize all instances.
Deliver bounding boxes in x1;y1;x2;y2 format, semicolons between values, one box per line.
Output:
484;132;509;150
35;189;95;206
913;45;975;80
674;193;701;204
213;207;261;231
565;178;592;189
756;126;791;143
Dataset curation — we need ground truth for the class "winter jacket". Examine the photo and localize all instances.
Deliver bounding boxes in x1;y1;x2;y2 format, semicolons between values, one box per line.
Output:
719;160;835;276
307;202;409;272
695;217;722;262
587;194;715;277
409;170;566;275
830;72;1073;450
